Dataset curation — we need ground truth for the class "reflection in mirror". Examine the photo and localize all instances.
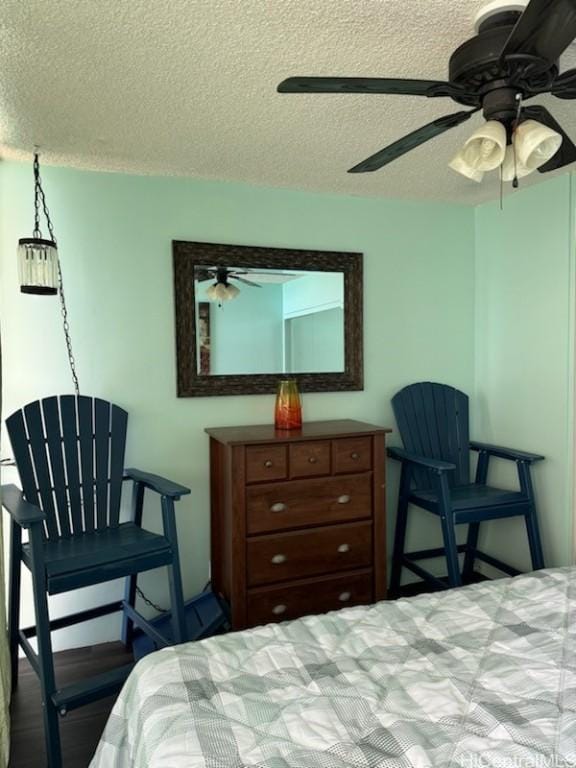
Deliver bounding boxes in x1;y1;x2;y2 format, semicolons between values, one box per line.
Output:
194;266;344;376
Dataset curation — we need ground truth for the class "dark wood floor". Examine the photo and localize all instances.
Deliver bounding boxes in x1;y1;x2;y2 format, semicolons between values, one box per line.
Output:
9;642;133;768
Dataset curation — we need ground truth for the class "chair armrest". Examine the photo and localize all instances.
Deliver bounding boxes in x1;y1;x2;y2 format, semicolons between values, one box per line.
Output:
1;484;46;528
124;469;191;499
387;447;456;473
470;441;544;463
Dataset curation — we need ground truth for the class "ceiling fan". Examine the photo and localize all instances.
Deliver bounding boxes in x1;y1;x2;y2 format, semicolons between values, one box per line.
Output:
277;0;576;184
196;266;291;303
195;267;262;303
196;267;264;288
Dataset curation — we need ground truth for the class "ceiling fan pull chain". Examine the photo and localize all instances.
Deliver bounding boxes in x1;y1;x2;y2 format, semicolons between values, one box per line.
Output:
511;93;522;189
514;92;523;124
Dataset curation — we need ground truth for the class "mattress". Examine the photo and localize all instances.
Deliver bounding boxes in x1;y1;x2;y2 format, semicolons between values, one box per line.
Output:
91;567;576;767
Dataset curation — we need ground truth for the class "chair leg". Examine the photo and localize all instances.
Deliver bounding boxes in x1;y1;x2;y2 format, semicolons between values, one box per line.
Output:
162;496;187;644
121;573;138;648
436;473;461;588
8;519;22;692
517;462;545;571
389;464;411;598
525;509;545;571
29;525;62;768
122;479;145;647
462;522;480;583
440;514;462;588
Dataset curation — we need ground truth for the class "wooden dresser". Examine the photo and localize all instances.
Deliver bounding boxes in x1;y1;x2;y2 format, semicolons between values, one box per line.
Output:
206;420;391;630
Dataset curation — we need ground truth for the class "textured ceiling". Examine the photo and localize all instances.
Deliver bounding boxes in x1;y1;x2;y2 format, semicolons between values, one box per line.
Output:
1;0;575;204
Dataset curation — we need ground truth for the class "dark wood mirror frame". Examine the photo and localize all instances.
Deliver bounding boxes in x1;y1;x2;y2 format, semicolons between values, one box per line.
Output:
173;240;363;397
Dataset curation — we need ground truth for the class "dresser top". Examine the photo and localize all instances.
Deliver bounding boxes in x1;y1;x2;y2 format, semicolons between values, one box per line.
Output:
205;419;391;446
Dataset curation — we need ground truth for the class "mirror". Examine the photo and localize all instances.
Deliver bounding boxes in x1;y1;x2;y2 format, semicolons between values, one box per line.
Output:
195;267;344;376
173;241;363;397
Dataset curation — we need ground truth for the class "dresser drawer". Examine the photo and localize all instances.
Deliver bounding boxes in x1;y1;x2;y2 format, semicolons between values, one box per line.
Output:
246;444;287;483
289;440;331;479
246;474;372;534
247;520;372;586
333;436;372;474
247;569;373;626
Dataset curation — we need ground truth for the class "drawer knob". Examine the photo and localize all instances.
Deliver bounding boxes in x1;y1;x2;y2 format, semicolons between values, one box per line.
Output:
271;554;286;565
338;591;352;602
337;543;350;553
270;502;287;513
264;460;273;468
272;604;287;615
351;452;360;460
337;494;351;504
308;456;318;464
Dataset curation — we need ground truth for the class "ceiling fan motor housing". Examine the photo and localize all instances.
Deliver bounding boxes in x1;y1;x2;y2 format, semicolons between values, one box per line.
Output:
449;9;558;122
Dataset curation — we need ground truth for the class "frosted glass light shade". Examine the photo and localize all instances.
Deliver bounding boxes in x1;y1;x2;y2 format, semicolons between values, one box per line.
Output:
501;145;532;182
448;149;484;182
224;283;240;300
514;119;562;171
462;120;507;171
206;282;240;302
17;238;58;295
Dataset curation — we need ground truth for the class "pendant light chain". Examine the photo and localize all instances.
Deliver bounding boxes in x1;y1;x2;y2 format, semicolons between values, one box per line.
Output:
33;154;80;396
56;266;80;397
33;154;42;239
31;156;170;615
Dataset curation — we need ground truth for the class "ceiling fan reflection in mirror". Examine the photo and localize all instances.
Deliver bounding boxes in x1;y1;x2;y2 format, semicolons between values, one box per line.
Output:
278;0;576;186
196;267;289;305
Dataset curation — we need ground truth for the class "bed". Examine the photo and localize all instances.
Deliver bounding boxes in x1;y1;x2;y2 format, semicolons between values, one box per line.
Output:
91;567;575;767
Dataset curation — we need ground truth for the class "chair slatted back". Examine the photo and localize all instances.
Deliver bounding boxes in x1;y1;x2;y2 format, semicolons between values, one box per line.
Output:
392;382;470;489
6;395;128;539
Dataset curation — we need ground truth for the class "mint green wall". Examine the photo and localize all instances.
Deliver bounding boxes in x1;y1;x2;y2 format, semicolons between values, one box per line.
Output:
282;272;343;316
287;308;344;373
474;175;575;569
0;160;475;647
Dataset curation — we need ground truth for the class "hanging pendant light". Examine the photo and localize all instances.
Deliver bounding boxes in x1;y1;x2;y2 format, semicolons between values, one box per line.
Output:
16;152;80;394
17;153;59;295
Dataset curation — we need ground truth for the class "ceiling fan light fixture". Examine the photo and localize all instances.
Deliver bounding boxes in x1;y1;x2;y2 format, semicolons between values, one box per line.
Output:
224;283;240;300
206;281;240;302
448;148;484;182
462;120;507;171
514;119;563;171
500;144;532;182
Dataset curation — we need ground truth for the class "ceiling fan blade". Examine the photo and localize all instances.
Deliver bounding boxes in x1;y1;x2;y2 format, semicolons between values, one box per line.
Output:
277;77;471;100
348;109;478;173
521;105;576;171
551;67;576;98
233;276;262;287
231;271;291;276
195;269;216;282
500;0;576;64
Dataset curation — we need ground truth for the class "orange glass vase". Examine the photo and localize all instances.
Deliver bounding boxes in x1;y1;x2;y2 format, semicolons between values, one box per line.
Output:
274;379;302;430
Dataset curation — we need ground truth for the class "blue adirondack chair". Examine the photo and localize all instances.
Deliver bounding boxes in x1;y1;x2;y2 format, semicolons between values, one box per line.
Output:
2;395;190;768
388;382;545;595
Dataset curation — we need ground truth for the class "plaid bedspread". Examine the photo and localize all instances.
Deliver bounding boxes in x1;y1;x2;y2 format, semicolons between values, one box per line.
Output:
91;568;576;767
